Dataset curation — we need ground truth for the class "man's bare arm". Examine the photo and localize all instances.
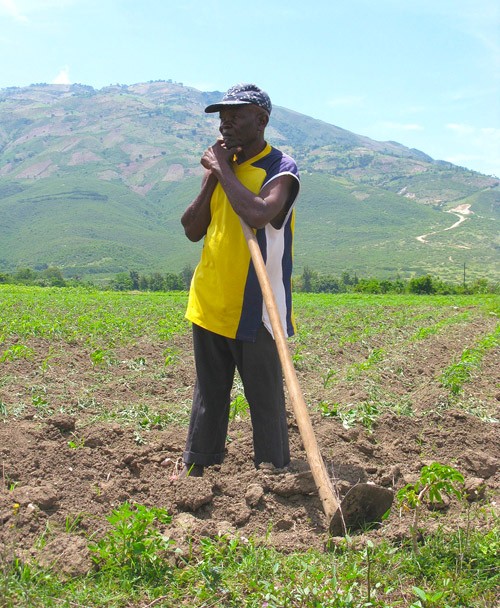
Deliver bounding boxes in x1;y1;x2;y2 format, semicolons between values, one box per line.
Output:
181;170;218;241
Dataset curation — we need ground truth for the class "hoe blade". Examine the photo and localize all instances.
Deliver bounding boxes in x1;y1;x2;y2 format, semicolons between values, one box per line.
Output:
329;483;394;536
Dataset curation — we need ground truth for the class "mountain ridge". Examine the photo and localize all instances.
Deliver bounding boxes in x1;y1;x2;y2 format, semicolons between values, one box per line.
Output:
0;80;498;282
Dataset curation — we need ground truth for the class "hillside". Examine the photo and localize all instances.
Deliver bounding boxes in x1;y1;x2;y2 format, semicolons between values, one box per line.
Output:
0;81;498;282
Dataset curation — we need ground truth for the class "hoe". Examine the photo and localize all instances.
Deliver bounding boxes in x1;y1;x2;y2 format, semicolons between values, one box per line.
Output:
241;219;394;536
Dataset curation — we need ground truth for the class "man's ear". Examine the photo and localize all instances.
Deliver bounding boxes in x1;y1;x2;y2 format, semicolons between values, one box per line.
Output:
258;111;270;130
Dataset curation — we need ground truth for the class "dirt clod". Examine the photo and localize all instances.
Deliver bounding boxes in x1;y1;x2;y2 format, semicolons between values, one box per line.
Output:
0;315;498;571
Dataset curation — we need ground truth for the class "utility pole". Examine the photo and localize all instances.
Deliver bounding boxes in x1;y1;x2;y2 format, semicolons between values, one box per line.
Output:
463;262;466;288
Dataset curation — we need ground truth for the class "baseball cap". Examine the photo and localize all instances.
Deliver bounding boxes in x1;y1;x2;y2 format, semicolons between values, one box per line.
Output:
205;83;272;115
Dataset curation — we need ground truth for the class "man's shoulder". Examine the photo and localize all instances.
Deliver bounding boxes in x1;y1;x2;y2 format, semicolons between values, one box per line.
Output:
254;145;299;177
267;145;297;163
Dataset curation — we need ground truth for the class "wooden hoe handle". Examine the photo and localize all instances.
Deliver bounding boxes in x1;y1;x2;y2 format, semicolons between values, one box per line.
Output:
240;218;339;520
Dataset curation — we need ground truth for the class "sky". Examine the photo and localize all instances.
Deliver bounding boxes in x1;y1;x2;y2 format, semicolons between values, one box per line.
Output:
1;0;499;177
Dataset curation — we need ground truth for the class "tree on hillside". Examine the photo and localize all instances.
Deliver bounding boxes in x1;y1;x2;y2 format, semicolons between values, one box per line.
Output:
181;265;194;290
149;273;165;291
112;273;134;291
129;270;140;290
408;275;435;294
14;268;36;283
40;267;66;287
301;266;316;292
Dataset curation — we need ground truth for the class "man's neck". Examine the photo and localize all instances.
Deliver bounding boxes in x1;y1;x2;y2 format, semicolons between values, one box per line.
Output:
236;140;267;163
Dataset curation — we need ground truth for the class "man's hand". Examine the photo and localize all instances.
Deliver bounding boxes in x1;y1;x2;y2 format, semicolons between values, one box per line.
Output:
201;139;241;177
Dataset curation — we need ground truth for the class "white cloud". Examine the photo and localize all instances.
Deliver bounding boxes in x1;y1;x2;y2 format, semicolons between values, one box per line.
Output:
0;0;28;22
0;0;80;22
447;123;500;141
52;67;71;84
327;95;364;108
377;121;424;132
446;123;476;135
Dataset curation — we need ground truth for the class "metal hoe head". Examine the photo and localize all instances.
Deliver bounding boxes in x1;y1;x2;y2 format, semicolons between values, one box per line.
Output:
329;483;394;536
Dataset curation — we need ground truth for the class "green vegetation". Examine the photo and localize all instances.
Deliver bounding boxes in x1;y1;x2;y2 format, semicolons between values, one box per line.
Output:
397;463;465;554
440;326;500;394
0;286;498;606
1;264;498;296
90;502;174;582
1;503;498;607
1;82;498;282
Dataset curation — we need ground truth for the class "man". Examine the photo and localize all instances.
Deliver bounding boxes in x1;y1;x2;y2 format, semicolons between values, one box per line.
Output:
179;83;300;477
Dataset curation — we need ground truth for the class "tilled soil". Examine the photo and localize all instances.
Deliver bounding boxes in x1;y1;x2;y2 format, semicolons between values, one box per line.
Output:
0;313;498;578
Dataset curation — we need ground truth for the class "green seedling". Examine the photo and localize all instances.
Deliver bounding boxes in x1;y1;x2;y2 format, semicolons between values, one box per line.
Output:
228;375;249;421
318;400;379;431
90;348;114;367
64;514;83;533
318;400;340;418
229;393;249;421
397;462;465;554
346;347;385;381
163;347;179;367
68;434;85;449
39;349;56;373
291;344;304;368
410;585;446;607
137;405;173;430
32;394;48;408
90;502;174;582
322;367;337;388
110;403;181;431
440;327;499;395
35;521;54;550
0;344;35;362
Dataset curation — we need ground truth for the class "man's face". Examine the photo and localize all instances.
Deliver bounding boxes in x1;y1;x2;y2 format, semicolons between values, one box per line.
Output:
218;105;266;150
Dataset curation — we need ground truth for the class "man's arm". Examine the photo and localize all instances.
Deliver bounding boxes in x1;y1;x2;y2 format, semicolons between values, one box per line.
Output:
202;140;296;229
180;170;218;242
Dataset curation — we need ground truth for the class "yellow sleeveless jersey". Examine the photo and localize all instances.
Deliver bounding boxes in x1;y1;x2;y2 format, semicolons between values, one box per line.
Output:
186;144;300;341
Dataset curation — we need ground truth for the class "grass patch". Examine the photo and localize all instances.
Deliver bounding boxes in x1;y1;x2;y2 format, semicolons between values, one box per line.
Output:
440;325;500;395
1;513;498;607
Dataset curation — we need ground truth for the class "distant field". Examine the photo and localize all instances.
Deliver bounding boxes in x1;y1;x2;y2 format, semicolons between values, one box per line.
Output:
1;172;498;283
0;286;498;607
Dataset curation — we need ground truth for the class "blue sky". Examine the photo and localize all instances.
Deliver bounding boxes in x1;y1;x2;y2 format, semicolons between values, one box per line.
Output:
1;0;499;177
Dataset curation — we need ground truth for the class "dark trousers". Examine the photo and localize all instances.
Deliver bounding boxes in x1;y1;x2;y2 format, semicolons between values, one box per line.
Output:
183;323;290;468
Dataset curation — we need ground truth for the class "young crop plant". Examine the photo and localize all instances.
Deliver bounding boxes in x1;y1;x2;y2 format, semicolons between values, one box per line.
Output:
440;325;500;395
410;310;470;342
89;348;115;367
410;584;448;608
111;402;181;432
291;343;305;369
229;393;249;421
163;347;179;367
90;502;174;584
322;367;337;388
229;375;249;420
318;400;380;431
0;343;35;362
30;391;53;418
67;434;86;449
346;347;385;381
397;462;465;554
